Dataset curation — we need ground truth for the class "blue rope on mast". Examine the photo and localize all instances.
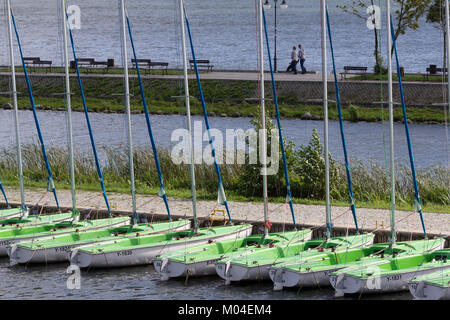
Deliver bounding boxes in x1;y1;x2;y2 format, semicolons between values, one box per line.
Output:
261;8;296;230
0;179;9;207
11;10;60;211
326;9;359;233
184;9;232;223
66;12;111;216
125;13;171;220
390;15;427;237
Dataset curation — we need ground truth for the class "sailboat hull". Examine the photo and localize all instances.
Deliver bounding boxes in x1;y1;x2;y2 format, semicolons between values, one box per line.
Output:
155;229;314;281
272;267;339;290
70;225;253;268
0;208;22;220
218;233;373;284
0;217;130;257
0;212;74;229
330;266;450;295
156;259;217;280
216;262;271;283
409;281;450;300
8;220;192;265
271;236;376;290
331;248;449;295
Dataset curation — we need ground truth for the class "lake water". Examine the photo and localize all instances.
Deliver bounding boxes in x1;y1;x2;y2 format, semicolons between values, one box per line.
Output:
0;0;446;73
0;258;412;300
0;110;448;168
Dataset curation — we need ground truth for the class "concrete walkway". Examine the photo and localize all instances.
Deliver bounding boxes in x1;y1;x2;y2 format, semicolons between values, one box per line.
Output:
4;187;449;236
0;70;337;82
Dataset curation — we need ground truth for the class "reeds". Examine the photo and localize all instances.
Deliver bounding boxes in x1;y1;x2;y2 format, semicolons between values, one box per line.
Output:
0;143;448;209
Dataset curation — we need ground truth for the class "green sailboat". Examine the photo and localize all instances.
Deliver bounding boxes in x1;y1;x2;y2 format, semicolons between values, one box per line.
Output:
68;0;253;269
328;2;447;297
0;0;73;224
270;4;446;292
0;216;130;257
9;219;191;265
329;248;449;295
214;1;374;286
152;0;313;281
409;268;450;300
2;1;133;259
272;238;445;290
0;212;74;229
7;0;191;265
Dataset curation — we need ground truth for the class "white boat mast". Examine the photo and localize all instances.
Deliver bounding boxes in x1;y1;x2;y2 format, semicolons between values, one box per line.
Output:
179;0;198;233
62;0;77;220
120;0;137;224
6;0;26;217
321;0;331;240
258;0;269;237
386;0;396;245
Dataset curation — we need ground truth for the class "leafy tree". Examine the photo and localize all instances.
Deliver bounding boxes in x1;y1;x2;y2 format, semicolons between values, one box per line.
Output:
338;0;432;71
426;0;447;70
289;129;340;200
337;0;383;73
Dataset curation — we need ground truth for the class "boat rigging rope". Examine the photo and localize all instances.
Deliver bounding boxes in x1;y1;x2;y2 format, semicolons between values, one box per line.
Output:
0;180;9;208
389;15;427;237
261;7;297;230
125;11;172;220
10;8;60;212
183;6;232;223
64;13;112;217
325;8;359;233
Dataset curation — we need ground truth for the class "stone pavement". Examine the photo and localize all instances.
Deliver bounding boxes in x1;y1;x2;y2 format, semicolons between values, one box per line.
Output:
4;187;449;236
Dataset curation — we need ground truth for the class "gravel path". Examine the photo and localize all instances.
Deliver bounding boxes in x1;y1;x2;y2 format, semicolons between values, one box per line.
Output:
3;187;449;236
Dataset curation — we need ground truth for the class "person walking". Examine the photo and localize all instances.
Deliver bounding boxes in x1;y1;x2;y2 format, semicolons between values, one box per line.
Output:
298;44;307;74
286;46;298;74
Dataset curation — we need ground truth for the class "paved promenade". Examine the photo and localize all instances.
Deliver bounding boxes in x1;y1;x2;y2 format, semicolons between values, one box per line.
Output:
0;70;340;82
4;187;449;236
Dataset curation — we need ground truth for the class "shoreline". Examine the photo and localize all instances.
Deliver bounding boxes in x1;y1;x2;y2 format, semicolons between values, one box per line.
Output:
0;71;448;124
2;187;449;236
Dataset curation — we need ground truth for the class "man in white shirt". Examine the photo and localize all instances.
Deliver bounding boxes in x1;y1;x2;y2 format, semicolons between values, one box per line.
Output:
298;44;307;74
286;46;299;74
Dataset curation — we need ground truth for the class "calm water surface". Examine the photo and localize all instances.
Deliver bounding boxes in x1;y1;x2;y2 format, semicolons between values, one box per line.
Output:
0;110;448;168
0;258;412;300
0;0;445;73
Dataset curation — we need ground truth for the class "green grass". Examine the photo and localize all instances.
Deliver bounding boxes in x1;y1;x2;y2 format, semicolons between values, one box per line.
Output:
0;144;448;214
349;73;448;82
0;95;447;124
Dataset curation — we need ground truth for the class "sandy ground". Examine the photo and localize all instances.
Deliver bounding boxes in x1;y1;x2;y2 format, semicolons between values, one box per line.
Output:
3;187;449;236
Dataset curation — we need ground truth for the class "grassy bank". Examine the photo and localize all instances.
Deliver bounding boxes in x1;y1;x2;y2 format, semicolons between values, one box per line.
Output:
0;95;447;124
0;71;447;123
0;135;448;214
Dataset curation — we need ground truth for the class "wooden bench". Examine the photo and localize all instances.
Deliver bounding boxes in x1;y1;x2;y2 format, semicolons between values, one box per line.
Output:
70;58;114;73
149;61;169;74
189;59;214;72
421;65;448;80
24;57;52;71
131;58;152;70
131;59;169;74
340;66;368;80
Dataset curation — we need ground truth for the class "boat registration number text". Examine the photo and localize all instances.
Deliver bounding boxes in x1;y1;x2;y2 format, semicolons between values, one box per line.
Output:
117;250;133;256
386;274;402;281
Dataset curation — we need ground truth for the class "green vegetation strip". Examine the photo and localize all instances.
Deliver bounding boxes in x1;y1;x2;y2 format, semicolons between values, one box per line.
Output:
0;129;448;214
0;74;447;123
